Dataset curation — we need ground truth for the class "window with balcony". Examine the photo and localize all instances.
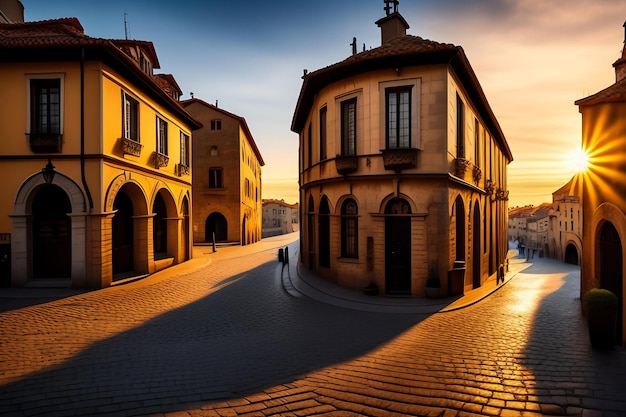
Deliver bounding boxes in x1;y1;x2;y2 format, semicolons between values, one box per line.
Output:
319;106;327;160
123;93;139;142
156;116;168;155
341;98;357;156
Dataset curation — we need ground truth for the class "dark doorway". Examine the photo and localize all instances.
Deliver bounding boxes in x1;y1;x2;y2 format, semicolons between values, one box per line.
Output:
472;203;481;289
307;195;315;269
113;190;134;274
319;197;330;268
33;185;71;278
385;198;412;295
455;196;465;262
564;244;579;265
598;221;623;344
153;193;168;257
205;212;227;242
182;197;190;260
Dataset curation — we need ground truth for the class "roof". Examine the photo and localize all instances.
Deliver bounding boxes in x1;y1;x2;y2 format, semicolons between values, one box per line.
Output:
575;76;626;107
0;18;201;130
262;199;299;209
181;98;265;166
291;33;513;162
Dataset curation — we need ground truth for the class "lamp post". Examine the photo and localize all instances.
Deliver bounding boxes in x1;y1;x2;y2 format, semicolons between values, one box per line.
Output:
42;158;55;185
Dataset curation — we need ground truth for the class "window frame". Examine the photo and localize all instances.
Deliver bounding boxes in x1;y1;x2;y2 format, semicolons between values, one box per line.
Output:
208;167;223;189
122;92;139;142
210;119;222;131
319;105;327;161
180;131;190;166
385;86;412;148
27;74;64;137
378;78;420;150
340;98;357;156
456;93;465;159
341;198;359;259
156;116;168;156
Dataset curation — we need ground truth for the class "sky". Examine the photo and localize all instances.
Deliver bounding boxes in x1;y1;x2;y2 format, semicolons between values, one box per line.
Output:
19;0;626;207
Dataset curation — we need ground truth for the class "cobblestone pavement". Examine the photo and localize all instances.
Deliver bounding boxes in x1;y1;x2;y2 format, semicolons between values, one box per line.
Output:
1;235;625;417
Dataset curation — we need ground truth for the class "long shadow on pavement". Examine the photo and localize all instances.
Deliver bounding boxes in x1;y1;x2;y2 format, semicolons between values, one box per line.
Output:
517;256;626;415
0;257;425;416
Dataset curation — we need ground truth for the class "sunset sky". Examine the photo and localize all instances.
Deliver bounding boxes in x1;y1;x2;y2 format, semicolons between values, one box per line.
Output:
20;0;625;207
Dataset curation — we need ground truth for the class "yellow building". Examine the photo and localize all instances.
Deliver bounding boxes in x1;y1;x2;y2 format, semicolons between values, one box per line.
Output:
0;17;200;288
181;98;264;246
291;2;512;297
576;22;626;346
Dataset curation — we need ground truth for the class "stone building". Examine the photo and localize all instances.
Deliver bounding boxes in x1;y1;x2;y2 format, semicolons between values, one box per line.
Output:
0;14;200;288
291;1;512;297
575;22;626;346
262;199;299;238
547;180;582;265
181;98;264;246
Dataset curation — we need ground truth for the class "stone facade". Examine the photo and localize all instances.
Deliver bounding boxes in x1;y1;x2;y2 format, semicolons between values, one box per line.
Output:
181;99;264;246
575;23;626;346
262;199;299;238
291;4;512;297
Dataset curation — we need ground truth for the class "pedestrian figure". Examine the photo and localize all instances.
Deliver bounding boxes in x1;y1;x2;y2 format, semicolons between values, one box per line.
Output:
498;263;504;284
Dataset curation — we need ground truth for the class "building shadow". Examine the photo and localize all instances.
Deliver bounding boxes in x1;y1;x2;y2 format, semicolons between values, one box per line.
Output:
0;256;425;416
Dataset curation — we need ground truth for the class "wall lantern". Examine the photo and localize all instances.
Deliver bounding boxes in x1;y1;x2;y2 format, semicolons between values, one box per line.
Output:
42;158;55;184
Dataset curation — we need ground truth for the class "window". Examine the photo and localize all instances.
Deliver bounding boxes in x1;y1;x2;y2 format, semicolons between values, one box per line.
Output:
307;122;312;168
341;98;357;156
30;78;61;136
386;86;411;148
156;116;168;155
180;132;190;166
211;119;222;130
319;106;327;160
123;92;139;142
456;93;465;158
208;168;223;188
341;198;358;258
474;118;480;167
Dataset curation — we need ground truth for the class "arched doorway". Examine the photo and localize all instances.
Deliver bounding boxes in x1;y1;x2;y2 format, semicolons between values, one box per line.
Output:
307;195;315;268
152;193;168;257
385;198;412;295
205;212;227;242
182;197;190;260
319;197;330;268
564;243;579;265
32;185;71;279
112;190;134;275
472;203;481;289
598;221;623;344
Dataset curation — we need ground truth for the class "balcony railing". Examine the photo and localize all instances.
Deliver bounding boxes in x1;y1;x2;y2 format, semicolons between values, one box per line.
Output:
27;133;62;153
382;148;418;172
151;152;169;169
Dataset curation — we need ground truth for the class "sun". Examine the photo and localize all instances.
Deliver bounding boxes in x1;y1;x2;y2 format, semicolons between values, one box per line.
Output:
568;147;590;173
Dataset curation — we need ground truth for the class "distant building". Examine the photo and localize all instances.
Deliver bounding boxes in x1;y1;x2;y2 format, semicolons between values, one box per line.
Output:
181;98;264;246
291;1;512;297
547;179;582;265
0;16;200;288
262;199;299;238
575;22;626;346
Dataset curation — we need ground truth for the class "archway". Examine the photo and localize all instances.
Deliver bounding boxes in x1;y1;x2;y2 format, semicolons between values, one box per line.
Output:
319;196;330;268
455;196;466;262
181;196;190;260
307;195;315;268
205;212;227;242
472;202;481;289
564;243;579;265
385;198;412;295
112;190;134;274
32;184;71;279
598;221;623;344
152;193;168;257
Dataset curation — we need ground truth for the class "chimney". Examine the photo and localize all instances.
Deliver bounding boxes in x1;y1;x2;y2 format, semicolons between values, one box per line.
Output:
613;21;626;82
375;0;409;44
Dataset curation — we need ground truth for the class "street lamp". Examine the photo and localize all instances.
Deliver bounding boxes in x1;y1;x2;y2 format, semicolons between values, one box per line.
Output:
42;158;55;184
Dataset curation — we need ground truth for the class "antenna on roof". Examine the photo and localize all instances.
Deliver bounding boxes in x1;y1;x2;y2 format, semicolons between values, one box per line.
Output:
351;37;357;55
124;13;130;40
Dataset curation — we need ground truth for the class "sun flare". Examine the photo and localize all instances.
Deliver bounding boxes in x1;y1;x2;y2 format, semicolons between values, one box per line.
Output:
568;147;590;173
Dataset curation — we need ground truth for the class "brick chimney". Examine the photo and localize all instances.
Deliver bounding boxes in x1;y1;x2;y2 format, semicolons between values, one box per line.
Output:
613;21;626;82
375;0;410;45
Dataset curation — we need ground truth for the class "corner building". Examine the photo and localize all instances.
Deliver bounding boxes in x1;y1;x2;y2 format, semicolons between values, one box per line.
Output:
0;17;200;288
291;3;512;297
576;23;626;346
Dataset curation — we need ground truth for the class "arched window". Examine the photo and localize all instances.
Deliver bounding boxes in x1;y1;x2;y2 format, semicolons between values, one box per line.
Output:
341;198;358;258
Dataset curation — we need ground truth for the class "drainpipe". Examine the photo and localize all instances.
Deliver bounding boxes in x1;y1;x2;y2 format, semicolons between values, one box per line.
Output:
81;48;94;211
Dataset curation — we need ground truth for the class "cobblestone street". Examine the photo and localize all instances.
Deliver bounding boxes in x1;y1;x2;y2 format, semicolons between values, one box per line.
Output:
1;234;625;416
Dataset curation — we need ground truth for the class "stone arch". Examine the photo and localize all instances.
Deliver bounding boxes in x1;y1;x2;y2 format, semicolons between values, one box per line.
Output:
453;195;466;262
105;174;149;216
379;192;418;214
11;169;87;287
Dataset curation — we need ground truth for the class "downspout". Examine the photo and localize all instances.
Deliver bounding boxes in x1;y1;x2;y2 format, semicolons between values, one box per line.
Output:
81;47;94;211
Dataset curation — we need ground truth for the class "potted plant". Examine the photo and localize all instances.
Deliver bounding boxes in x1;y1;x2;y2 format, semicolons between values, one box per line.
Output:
583;288;618;350
425;265;442;298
